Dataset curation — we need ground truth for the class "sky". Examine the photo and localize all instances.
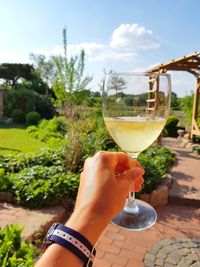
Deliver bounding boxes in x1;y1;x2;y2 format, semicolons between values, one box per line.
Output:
0;0;199;96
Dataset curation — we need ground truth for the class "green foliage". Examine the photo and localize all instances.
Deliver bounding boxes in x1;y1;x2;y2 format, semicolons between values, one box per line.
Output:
3;85;55;121
179;93;194;128
26;116;66;146
11;109;25;124
8;166;79;208
0;224;38;267
4;88;35;117
25;111;41;126
34;95;56;119
30;53;56;89
0;63;34;88
64;115;117;172
0;167;12;191
162;116;180;137
0;149;65;173
0;148;79;207
171;91;181;110
138;146;176;193
51;27;92;116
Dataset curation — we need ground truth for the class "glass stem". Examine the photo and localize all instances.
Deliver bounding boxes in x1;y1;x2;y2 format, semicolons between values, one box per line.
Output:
124;155;139;212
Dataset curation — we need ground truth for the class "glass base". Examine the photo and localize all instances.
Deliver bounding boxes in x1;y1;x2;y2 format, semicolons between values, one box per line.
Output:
112;199;157;231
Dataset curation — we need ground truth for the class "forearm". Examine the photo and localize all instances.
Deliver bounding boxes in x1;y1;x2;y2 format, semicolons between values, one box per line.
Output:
35;207;109;267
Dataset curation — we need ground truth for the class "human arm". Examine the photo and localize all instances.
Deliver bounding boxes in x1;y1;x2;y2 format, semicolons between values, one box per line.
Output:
35;151;144;267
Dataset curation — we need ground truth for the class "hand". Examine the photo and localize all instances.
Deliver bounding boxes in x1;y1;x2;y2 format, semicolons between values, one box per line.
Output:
35;151;144;267
74;151;144;224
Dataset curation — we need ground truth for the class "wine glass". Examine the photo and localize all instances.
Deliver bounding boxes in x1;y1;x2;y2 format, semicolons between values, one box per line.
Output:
102;72;171;230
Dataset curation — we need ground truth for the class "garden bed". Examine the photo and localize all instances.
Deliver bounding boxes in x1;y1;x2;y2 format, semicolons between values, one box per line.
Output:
139;173;173;207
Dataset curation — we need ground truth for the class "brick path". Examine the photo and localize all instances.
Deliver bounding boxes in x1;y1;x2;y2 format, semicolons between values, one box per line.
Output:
93;138;200;267
93;205;200;267
0;203;66;241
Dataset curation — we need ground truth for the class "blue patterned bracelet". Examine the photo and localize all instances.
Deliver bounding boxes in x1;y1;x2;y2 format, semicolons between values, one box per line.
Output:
42;223;96;267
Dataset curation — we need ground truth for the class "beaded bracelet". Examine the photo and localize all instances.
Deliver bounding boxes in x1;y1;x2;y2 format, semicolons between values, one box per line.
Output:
42;223;96;267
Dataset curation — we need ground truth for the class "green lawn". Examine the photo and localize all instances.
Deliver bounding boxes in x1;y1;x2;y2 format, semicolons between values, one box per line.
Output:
0;125;48;155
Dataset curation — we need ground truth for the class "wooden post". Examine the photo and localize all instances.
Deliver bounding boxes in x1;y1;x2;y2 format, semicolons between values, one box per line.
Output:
191;76;200;138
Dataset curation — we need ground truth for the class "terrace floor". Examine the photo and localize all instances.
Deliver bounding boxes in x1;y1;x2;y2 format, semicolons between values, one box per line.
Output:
0;137;199;266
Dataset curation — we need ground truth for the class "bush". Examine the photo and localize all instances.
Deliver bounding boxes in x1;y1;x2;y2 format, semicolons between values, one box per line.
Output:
11;109;25;124
0;149;65;173
26;116;66;145
34;95;56;119
0;168;12;191
26;111;41;125
162;116;179;137
0;224;38;267
180;93;194;128
8;166;79;208
138;146;176;193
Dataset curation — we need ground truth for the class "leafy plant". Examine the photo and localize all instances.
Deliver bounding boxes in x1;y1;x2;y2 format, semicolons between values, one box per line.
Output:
26;116;66;145
7;166;79;208
138;146;176;193
25;111;41;126
52;27;92;117
162;115;180;137
0;149;65;173
0;168;12;191
0;224;38;267
11;109;25;124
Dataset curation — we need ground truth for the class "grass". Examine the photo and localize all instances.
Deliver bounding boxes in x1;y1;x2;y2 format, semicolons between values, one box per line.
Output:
0;123;48;155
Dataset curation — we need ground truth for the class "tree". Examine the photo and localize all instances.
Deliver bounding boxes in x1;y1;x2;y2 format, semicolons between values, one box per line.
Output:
171;91;180;110
30;53;56;94
107;72;126;95
52;27;92;117
0;63;34;88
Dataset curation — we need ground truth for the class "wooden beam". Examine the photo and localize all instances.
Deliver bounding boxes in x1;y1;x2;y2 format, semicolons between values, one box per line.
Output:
191;129;200;136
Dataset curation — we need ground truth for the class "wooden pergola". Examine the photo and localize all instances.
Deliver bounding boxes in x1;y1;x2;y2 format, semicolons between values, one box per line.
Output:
148;52;200;138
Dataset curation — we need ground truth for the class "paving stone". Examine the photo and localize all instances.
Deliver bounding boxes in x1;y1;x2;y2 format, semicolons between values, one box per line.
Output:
156;252;167;260
190;262;200;267
164;263;174;267
165;252;182;265
144;237;200;267
155;258;163;266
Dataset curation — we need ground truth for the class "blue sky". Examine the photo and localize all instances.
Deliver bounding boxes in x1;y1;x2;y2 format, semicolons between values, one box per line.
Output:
0;0;199;96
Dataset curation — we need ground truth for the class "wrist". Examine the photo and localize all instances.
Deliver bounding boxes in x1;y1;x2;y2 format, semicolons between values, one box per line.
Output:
65;206;109;245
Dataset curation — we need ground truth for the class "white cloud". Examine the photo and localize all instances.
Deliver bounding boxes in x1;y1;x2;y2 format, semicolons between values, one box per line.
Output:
33;23;160;63
110;24;160;51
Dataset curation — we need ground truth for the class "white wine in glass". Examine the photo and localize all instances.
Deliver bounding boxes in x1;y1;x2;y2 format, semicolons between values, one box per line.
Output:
102;72;171;230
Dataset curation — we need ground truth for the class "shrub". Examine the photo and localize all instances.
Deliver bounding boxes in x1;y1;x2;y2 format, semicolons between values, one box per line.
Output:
180;93;194;128
0;224;38;267
11;109;25;124
0;149;65;173
138;146;176;193
34;95;56;119
8;166;79;208
162;116;179;137
26;116;66;144
26;111;41;125
3;88;36;117
0;168;12;191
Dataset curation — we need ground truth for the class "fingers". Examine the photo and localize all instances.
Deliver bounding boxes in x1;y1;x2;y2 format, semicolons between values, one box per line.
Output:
123;167;144;181
117;167;144;192
93;151;143;174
